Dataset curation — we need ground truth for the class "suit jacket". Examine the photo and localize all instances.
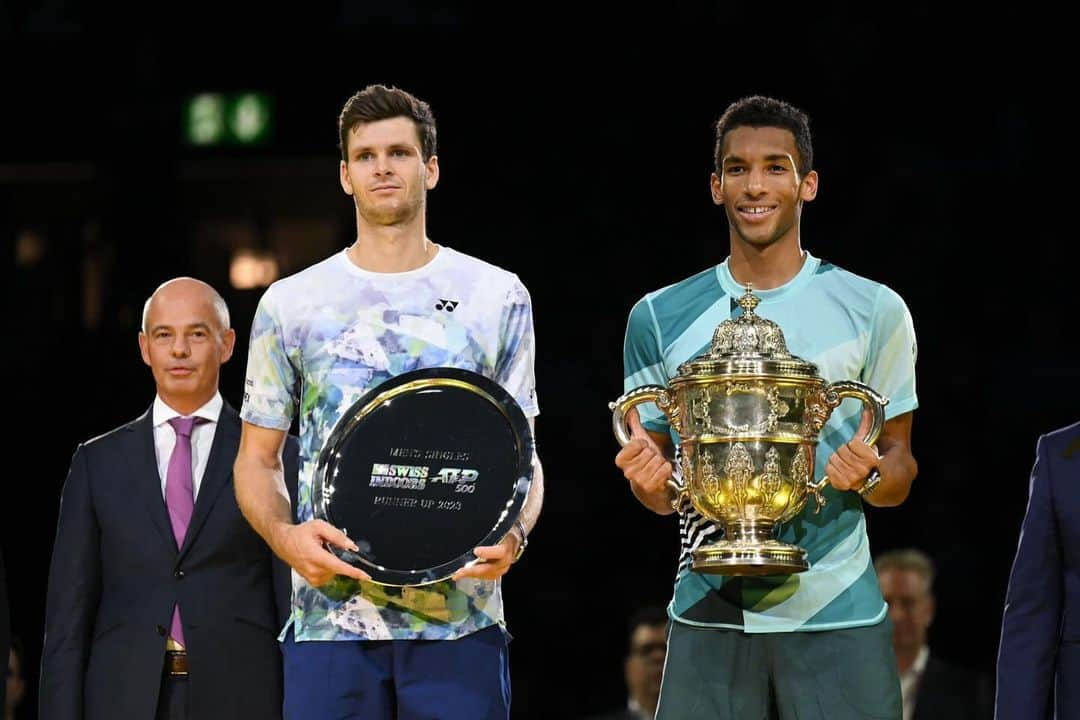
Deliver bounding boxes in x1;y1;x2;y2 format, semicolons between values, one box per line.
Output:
913;655;992;720
996;420;1080;720
40;402;299;720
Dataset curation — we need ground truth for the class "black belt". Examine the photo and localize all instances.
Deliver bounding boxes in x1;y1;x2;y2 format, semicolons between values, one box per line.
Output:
165;650;188;676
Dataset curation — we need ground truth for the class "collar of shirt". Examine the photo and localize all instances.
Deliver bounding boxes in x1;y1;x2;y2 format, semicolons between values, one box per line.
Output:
899;645;930;720
152;392;223;500
912;645;929;676
627;698;652;720
152;392;223;427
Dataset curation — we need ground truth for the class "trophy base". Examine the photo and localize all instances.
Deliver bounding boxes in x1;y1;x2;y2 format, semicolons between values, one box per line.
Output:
692;539;809;576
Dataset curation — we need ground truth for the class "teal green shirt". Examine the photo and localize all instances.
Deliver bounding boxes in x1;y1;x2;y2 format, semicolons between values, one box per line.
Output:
623;253;917;632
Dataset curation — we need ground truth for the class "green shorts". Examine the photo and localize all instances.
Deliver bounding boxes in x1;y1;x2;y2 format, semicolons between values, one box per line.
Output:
656;618;901;720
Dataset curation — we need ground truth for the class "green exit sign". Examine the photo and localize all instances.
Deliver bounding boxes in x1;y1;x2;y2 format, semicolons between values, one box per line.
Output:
184;92;273;147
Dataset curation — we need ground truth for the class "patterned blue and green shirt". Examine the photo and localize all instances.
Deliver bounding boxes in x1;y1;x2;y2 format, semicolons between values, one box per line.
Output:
242;245;539;641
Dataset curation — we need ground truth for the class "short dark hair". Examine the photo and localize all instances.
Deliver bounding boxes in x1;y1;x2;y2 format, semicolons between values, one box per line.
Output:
338;84;437;161
624;605;668;656
714;95;813;177
628;605;667;636
874;547;935;593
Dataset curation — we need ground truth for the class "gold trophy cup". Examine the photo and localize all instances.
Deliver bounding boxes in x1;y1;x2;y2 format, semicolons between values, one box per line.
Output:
611;286;888;575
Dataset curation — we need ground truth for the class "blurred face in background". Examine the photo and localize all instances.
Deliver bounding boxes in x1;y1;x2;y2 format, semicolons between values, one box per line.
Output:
879;566;935;656
7;648;25;715
625;623;667;709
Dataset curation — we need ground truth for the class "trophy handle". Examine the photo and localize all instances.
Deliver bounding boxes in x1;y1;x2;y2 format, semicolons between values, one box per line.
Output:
808;380;890;508
608;385;675;446
608;386;689;513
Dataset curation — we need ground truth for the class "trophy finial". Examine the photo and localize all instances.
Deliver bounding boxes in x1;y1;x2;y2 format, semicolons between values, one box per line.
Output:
703;283;792;359
738;283;760;315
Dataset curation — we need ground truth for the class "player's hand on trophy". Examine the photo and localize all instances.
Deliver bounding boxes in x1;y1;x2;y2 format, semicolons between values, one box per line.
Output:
615;409;676;512
277;519;371;587
824;407;880;492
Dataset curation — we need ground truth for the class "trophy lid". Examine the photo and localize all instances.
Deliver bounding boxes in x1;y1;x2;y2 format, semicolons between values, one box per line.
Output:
676;284;821;379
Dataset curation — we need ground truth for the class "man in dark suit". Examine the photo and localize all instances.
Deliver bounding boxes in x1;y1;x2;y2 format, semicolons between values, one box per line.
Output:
875;548;992;720
996;420;1080;720
40;277;297;720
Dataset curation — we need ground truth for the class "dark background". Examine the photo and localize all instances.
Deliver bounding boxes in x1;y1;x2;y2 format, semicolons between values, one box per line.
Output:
1;4;1074;718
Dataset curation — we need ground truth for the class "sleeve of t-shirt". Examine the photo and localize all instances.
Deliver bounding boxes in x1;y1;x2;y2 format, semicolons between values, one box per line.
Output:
622;295;671;435
494;276;539;418
864;284;918;420
240;283;299;431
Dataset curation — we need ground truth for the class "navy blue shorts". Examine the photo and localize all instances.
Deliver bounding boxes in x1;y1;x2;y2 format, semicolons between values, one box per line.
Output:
282;624;511;720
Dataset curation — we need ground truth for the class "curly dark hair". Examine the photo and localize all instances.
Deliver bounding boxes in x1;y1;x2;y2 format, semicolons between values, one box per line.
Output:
714;95;813;177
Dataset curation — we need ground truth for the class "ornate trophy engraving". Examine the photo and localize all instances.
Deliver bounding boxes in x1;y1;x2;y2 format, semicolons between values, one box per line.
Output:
610;286;887;575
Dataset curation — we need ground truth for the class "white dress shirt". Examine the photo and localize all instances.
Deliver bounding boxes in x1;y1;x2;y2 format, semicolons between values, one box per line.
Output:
152;393;222;500
626;698;652;720
899;644;929;720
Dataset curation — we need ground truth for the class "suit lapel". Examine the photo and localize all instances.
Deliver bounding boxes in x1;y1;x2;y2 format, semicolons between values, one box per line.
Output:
124;407;177;551
179;403;240;559
913;657;960;720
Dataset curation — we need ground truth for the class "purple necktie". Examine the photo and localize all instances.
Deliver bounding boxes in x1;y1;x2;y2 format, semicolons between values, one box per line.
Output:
165;416;202;646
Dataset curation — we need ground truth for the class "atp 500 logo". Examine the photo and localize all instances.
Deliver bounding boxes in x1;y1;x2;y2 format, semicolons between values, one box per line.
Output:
436;467;479;494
